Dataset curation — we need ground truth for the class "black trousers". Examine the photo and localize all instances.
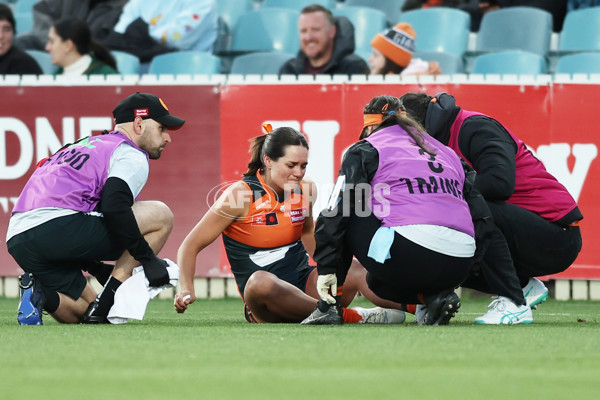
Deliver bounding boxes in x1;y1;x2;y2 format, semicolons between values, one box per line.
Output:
343;214;471;304
487;201;582;283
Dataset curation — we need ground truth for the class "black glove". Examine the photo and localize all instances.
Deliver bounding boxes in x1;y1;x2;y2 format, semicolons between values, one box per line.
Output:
143;256;170;287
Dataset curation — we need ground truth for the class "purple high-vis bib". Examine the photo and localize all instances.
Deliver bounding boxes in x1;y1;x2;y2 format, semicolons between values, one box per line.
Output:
13;131;147;214
366;125;474;236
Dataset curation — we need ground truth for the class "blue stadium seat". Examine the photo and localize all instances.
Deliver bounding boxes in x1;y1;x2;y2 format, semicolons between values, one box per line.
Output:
332;7;388;63
112;51;141;75
261;0;336;11
559;7;600;53
475;7;552;56
230;51;294;75
343;0;405;26
218;0;253;30
25;50;57;74
471;50;547;76
399;8;470;57
15;0;35;14
15;12;33;34
413;51;464;74
148;51;222;75
555;52;600;75
231;9;300;54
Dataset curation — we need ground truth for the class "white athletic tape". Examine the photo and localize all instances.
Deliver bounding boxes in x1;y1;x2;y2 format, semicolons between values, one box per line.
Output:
183;294;191;302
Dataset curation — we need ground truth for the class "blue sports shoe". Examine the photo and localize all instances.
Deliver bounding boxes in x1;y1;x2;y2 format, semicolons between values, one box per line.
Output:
17;273;46;326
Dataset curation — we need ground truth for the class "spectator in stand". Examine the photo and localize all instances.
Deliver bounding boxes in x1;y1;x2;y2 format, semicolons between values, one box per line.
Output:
402;0;466;11
368;22;442;76
112;0;218;52
14;0;127;51
0;4;43;74
459;0;568;31
46;17;117;75
568;0;599;10
279;4;369;76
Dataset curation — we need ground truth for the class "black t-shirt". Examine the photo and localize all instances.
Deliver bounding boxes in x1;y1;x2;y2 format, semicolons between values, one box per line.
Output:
0;46;43;75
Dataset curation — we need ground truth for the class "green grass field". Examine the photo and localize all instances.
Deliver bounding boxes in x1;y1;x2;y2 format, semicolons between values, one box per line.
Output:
1;295;598;400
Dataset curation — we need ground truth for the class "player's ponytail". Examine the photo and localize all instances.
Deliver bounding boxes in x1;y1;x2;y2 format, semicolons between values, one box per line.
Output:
243;127;308;177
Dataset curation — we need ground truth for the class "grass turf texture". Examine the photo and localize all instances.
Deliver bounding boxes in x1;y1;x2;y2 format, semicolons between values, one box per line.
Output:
1;296;599;400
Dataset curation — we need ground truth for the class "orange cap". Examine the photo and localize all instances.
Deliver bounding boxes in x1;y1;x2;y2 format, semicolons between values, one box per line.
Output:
370;22;416;68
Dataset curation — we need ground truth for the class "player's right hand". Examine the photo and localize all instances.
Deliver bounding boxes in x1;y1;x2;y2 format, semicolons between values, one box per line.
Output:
174;291;195;313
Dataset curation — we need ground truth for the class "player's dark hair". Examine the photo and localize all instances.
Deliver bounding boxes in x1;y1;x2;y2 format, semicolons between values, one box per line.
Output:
398;92;433;127
244;127;309;177
53;18;117;71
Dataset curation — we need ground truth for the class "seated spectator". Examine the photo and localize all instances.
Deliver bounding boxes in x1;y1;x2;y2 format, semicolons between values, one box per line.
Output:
402;0;466;11
0;4;43;74
279;4;369;76
460;1;567;31
368;22;442;76
112;0;218;52
46;18;117;75
15;0;127;51
568;0;599;10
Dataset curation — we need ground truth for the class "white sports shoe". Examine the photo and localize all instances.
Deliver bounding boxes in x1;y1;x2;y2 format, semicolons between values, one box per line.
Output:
474;296;533;325
352;307;406;324
522;277;549;308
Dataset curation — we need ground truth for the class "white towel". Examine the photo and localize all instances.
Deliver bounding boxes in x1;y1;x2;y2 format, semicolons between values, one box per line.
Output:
107;259;179;324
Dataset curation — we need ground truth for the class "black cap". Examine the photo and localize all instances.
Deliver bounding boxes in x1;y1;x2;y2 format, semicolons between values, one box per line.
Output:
112;92;185;130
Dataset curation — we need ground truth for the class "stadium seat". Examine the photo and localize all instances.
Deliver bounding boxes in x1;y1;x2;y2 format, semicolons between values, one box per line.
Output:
112;51;141;75
332;7;388;63
231;9;300;54
399;8;470;57
475;7;552;56
343;0;405;26
413;51;464;74
148;51;222;75
14;0;35;14
230;51;294;75
25;49;57;74
558;7;600;53
471;50;547;76
14;12;33;34
555;52;600;75
218;0;253;30
261;0;336;11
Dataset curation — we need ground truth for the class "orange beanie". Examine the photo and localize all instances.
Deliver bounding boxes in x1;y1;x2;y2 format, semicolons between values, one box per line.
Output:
370;23;416;68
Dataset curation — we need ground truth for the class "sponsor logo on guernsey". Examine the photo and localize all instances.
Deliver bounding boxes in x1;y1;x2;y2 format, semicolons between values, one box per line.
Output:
252;212;279;226
135;108;149;117
255;200;272;210
289;208;306;224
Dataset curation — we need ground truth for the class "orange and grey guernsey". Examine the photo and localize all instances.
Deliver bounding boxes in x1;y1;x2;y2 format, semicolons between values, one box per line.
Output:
223;171;307;248
222;171;312;296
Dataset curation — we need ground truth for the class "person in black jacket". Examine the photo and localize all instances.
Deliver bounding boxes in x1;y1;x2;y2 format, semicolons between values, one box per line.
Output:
279;4;368;76
0;4;43;74
400;91;583;323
